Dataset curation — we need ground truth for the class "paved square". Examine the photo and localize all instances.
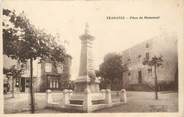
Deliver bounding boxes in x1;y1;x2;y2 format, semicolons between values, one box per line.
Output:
4;91;178;113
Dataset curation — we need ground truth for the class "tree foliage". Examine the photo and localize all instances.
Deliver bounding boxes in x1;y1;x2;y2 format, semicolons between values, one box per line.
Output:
3;9;66;63
3;65;23;78
99;53;123;83
3;8;68;113
142;55;163;100
143;56;163;67
95;70;101;77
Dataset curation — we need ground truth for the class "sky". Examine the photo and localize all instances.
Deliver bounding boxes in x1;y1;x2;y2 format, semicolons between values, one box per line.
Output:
3;0;181;80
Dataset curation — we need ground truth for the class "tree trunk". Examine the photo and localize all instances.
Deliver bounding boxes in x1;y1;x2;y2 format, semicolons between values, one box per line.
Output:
12;76;15;98
30;58;35;113
154;64;158;100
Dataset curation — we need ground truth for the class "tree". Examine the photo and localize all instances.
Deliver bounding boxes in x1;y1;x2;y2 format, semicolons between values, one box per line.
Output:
95;70;101;78
3;9;67;113
99;53;123;90
143;55;163;100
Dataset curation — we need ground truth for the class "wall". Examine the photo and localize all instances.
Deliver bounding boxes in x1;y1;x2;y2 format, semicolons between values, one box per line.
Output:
121;33;178;90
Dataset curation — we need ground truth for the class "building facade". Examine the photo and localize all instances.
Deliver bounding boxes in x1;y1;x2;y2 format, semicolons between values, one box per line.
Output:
37;55;72;92
3;55;72;93
121;33;178;91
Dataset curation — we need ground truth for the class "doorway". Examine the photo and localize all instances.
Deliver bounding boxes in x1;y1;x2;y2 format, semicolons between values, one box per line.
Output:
138;71;142;84
20;78;25;92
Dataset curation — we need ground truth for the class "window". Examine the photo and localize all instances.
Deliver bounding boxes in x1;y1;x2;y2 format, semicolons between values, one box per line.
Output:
45;63;52;72
55;80;59;88
128;72;131;76
148;68;152;73
25;79;30;87
138;54;141;58
49;79;59;89
53;80;55;88
57;64;63;73
127;58;131;62
49;79;52;88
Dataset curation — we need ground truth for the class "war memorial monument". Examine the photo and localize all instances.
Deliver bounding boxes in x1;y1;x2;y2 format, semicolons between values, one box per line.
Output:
46;24;126;112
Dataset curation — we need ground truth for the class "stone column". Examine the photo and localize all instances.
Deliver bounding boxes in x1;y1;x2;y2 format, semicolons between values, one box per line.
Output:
68;24;104;112
120;89;127;103
46;89;53;104
105;89;112;105
63;89;70;105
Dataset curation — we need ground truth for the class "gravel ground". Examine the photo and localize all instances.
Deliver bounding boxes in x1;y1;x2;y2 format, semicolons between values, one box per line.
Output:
4;92;63;113
95;91;178;112
4;91;178;113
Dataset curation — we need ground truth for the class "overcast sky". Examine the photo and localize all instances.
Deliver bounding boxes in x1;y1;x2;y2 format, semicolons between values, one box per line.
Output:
3;0;180;80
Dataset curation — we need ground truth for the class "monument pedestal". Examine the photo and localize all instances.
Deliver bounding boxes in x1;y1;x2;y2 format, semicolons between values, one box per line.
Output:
67;75;105;112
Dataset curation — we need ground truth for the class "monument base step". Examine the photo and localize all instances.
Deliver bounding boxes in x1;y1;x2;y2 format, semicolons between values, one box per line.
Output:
47;102;124;113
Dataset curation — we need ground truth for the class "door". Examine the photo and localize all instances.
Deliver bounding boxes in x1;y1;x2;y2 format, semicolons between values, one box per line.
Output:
138;71;142;84
21;78;25;92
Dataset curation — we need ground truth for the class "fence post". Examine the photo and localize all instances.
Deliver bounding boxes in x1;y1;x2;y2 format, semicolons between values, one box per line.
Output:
46;89;52;104
105;89;112;106
63;89;69;105
120;89;127;103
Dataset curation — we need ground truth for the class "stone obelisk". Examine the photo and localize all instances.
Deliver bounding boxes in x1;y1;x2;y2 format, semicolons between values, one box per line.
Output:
75;23;99;91
69;23;102;112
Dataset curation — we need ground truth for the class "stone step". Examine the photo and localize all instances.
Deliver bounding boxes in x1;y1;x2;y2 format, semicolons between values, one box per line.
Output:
69;100;83;105
66;104;83;107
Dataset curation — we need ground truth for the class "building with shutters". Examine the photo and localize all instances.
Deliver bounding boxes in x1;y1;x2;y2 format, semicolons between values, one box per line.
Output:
121;33;178;91
37;55;72;92
3;54;72;93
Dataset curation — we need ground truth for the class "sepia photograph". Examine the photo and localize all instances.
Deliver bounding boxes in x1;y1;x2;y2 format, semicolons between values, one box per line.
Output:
1;0;184;116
